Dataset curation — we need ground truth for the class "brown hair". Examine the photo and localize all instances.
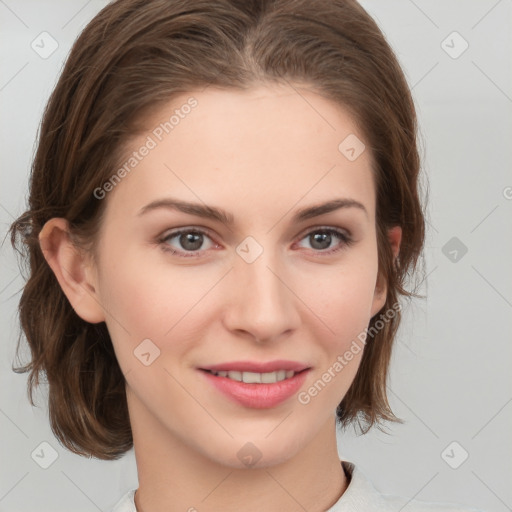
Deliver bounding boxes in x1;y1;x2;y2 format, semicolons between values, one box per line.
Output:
9;0;425;460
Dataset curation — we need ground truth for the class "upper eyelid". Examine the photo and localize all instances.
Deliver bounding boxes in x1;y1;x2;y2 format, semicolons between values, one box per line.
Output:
160;225;217;242
295;224;351;239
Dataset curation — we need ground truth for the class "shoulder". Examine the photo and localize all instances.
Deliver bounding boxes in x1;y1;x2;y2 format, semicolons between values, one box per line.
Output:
330;461;484;512
111;489;136;512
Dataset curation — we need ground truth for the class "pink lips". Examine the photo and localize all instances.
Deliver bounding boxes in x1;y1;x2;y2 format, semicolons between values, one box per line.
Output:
198;360;311;409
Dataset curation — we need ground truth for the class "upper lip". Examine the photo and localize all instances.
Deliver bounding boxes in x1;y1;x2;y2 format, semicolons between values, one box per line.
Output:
200;360;311;373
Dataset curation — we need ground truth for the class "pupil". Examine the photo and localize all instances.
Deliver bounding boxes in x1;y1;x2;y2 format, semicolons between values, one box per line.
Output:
181;232;202;250
311;232;331;250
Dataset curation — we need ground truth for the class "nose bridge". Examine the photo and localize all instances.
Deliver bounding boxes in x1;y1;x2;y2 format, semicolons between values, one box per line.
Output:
224;241;300;341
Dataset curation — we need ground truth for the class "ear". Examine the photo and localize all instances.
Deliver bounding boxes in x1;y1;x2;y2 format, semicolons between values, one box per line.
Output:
38;218;106;323
370;225;402;317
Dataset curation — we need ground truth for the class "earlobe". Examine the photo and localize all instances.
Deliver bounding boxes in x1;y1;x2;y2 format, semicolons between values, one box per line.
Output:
38;218;105;324
388;225;402;262
370;225;402;317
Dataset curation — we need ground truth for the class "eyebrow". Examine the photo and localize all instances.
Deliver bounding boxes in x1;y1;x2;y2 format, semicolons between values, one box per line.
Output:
137;197;368;225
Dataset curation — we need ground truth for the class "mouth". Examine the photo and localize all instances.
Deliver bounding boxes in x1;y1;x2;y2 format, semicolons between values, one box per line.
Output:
198;361;311;409
200;368;307;384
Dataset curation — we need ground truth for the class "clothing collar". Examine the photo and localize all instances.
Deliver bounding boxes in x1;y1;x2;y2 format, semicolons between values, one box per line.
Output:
329;460;385;511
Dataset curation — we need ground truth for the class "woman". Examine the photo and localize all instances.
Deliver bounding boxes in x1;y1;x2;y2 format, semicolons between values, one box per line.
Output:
9;0;483;510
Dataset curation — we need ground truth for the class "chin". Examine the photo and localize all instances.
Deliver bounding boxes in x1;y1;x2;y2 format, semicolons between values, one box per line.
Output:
198;431;308;470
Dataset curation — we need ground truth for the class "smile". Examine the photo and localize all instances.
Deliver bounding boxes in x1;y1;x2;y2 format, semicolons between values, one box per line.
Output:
199;368;310;409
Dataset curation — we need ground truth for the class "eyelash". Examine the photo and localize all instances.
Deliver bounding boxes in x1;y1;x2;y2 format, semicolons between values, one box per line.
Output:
157;226;354;258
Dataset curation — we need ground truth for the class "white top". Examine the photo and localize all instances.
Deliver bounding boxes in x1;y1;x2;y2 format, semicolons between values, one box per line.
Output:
111;461;483;511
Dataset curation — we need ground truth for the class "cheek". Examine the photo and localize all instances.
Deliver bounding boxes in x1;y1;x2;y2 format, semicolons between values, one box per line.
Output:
293;262;378;410
294;254;379;342
96;247;220;361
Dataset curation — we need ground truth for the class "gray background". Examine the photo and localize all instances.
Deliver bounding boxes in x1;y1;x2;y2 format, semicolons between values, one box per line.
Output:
1;0;511;511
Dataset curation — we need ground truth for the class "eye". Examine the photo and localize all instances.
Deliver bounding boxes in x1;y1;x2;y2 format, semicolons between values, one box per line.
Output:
295;227;353;254
158;228;218;257
157;226;353;258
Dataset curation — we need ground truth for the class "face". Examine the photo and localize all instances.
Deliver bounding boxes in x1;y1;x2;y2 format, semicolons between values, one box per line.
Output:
58;83;398;468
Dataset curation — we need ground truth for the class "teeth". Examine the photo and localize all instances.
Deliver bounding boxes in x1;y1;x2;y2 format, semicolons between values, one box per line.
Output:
243;371;261;383
209;369;296;383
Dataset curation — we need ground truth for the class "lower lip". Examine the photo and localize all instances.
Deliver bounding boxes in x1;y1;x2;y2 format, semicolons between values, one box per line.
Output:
199;369;310;409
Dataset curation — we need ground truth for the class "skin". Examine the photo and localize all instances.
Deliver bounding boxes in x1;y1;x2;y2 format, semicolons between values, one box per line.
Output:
39;83;401;512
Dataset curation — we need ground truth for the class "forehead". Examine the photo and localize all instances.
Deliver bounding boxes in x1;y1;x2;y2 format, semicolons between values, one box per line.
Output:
103;83;376;225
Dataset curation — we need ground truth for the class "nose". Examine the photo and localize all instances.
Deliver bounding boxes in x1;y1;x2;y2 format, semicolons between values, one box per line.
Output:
222;249;301;343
